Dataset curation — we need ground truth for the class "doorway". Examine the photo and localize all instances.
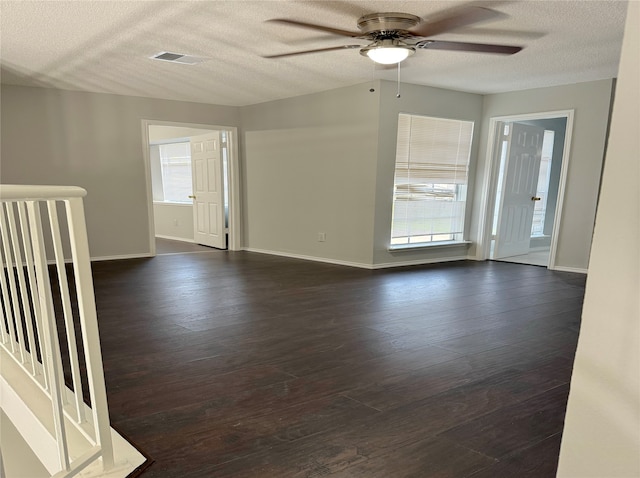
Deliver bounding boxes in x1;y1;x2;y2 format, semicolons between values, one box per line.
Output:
141;120;241;255
480;110;574;269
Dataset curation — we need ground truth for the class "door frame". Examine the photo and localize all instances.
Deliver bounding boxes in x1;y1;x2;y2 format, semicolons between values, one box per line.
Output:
141;119;242;255
476;109;575;269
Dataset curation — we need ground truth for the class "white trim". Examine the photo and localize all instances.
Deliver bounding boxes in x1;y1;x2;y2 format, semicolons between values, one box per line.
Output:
551;265;588;274
90;253;154;262
1;350;146;478
0;185;87;200
476;109;575;271
226;129;242;252
548;111;575;269
244;247;469;270
475;120;501;257
141;122;157;256
155;234;195;243
244;247;373;269
141;119;242;257
152;201;192;207
152;251;215;257
42;253;153;265
0;363;58;474
371;256;469;269
48;250;201;265
389;240;471;251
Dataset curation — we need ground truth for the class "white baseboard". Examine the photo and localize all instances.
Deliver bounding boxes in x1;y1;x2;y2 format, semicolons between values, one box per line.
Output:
371;255;469;269
91;253;154;262
39;253;153;266
243;248;469;270
550;265;588;274
155;234;195;243
243;247;373;269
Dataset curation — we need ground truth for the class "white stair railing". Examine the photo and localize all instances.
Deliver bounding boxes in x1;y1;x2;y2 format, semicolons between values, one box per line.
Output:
0;185;114;477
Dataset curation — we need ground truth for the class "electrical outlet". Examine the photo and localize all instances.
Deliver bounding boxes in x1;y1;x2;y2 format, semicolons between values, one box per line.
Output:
317;232;326;242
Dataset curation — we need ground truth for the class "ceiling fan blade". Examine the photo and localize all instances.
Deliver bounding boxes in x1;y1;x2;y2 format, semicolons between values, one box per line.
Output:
268;19;363;38
418;40;522;54
263;45;362;59
448;27;545;40
410;6;505;38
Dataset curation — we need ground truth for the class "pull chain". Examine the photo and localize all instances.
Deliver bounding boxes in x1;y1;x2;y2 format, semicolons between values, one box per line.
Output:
370;61;376;92
396;61;401;98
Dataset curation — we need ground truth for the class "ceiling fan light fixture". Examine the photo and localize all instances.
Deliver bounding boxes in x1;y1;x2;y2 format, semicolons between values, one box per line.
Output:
361;40;415;65
367;46;411;64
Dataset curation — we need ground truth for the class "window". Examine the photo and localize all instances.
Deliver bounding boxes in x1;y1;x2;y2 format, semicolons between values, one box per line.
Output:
156;142;192;203
391;114;474;246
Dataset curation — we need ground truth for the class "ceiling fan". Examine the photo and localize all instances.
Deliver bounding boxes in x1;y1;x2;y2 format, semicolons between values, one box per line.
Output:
264;6;522;65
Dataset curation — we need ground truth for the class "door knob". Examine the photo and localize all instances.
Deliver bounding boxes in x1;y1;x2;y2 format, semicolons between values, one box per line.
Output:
531;196;541;201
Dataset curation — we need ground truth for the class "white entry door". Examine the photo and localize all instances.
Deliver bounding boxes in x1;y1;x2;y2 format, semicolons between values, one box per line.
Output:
190;132;226;249
493;122;544;259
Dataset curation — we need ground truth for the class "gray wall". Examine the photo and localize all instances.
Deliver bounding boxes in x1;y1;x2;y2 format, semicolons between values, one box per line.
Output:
153;203;194;241
240;83;380;266
372;80;484;266
470;79;615;271
148;125;213;143
0;84;240;258
1;80;614;269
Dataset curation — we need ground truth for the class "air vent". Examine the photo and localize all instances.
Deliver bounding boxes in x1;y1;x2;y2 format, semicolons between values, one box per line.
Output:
150;51;206;65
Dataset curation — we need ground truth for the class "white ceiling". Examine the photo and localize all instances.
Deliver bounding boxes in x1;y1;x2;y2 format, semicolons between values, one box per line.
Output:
0;0;628;107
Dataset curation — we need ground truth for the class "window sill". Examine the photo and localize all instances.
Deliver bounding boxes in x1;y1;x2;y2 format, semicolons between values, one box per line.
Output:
153;201;192;206
388;240;471;252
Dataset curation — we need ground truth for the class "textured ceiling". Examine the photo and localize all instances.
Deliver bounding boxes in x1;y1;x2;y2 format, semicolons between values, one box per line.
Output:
0;0;628;106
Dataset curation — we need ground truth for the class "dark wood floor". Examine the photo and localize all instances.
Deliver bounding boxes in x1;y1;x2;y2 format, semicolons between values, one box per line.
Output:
155;237;218;255
89;251;585;478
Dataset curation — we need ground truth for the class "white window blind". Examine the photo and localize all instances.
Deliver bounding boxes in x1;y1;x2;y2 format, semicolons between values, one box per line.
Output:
159;142;192;203
391;114;474;245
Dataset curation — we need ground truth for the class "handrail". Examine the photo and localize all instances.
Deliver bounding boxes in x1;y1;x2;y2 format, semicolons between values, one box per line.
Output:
0;184;113;477
0;184;87;201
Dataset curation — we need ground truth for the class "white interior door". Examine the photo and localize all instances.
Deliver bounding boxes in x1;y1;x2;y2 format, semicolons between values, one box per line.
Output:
191;132;226;249
493;122;545;259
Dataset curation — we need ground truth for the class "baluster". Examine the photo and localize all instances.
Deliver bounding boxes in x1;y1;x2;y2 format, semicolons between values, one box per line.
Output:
6;201;39;375
26;200;70;472
1;187;117;475
65;197;114;470
0;203;23;357
47;199;86;424
0;241;11;345
16;201;48;388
